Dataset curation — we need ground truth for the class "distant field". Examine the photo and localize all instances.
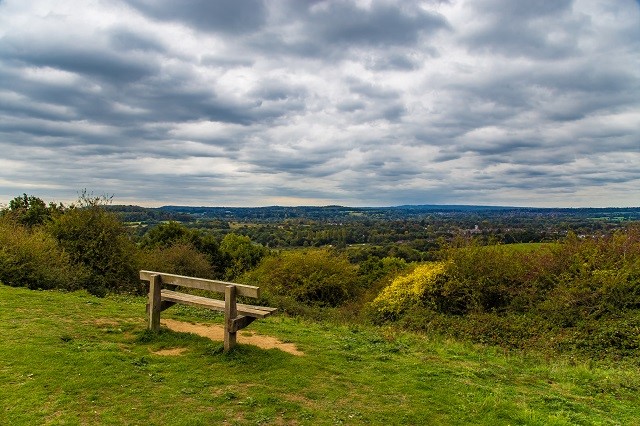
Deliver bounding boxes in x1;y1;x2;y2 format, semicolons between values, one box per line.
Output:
1;284;639;425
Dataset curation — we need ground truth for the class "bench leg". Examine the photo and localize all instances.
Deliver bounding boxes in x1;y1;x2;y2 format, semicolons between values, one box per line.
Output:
148;274;162;331
224;285;237;351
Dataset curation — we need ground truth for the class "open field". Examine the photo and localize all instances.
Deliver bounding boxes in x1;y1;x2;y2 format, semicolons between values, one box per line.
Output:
1;284;639;425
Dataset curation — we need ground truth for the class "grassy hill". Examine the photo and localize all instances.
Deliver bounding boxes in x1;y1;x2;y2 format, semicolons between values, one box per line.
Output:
1;285;639;425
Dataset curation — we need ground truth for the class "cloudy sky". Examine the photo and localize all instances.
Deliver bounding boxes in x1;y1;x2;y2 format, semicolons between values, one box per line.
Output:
0;0;638;207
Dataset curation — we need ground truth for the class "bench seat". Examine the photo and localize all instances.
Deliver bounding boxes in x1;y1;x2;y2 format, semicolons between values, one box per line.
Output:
161;289;276;319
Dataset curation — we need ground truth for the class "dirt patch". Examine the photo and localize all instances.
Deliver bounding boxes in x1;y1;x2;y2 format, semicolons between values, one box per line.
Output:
153;347;188;356
161;319;303;356
91;318;120;326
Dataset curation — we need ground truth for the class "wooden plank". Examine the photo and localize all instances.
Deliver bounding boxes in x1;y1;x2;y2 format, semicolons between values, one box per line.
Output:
224;285;237;351
238;303;278;313
230;315;256;333
148;274;161;331
160;290;274;319
140;270;260;298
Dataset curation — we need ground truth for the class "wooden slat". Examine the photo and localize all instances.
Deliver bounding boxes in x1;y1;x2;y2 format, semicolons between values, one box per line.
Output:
230;315;256;333
148;274;161;331
160;290;274;319
238;303;278;313
224;285;237;351
140;270;260;298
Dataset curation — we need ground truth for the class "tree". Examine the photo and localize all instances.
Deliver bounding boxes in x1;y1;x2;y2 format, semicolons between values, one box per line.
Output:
140;221;199;249
219;233;267;280
2;193;63;227
140;222;223;276
48;193;139;296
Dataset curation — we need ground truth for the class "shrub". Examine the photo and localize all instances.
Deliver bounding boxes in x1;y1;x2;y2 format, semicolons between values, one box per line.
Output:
241;249;358;307
368;262;446;320
417;241;577;316
139;243;215;279
140;221;200;249
370;228;640;358
48;196;140;296
0;217;87;290
219;233;267;280
141;221;226;276
358;256;408;287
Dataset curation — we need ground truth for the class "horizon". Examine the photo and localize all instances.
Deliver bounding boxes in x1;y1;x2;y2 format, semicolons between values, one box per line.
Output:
2;192;639;211
1;1;639;208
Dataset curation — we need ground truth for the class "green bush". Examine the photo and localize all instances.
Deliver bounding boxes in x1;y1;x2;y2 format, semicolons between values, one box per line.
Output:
358;256;408;287
140;222;224;277
139;243;215;279
140;221;200;249
241;249;359;307
219;233;267;280
566;315;640;358
0;217;87;290
47;197;140;296
369;228;640;358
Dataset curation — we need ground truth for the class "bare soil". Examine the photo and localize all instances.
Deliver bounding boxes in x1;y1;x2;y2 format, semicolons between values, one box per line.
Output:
153;347;188;356
161;319;303;356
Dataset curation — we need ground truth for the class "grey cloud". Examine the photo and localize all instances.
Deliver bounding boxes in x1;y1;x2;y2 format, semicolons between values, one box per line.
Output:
381;104;406;121
248;1;449;59
308;2;448;47
108;29;167;53
461;139;542;156
365;53;423;71
473;0;574;18
337;100;366;112
1;40;156;85
0;0;638;207
462;0;580;59
349;79;400;100
249;80;308;102
124;0;267;34
200;55;254;68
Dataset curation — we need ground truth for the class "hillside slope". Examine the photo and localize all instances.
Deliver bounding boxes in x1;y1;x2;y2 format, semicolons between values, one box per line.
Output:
1;285;638;425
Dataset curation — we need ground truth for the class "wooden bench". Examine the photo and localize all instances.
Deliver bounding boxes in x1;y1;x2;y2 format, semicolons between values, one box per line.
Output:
140;270;277;351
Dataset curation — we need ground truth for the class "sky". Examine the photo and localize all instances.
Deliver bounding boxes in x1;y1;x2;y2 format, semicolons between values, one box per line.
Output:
0;0;639;208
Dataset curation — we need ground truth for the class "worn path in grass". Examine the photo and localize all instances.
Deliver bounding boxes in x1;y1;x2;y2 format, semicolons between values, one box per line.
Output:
161;318;304;356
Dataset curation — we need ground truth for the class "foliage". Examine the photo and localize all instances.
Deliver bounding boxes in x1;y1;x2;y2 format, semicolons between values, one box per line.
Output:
242;249;359;307
2;191;640;359
111;204;640;252
139;243;215;279
140;221;224;276
357;256;408;287
1;193;64;227
47;193;140;296
139;221;201;248
369;262;446;320
219;233;267;280
0;216;87;290
368;227;640;358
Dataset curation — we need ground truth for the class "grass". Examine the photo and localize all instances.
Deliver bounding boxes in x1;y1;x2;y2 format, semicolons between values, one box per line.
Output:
1;284;639;425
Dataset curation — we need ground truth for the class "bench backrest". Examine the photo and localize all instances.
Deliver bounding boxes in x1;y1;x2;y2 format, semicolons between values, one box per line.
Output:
139;270;260;298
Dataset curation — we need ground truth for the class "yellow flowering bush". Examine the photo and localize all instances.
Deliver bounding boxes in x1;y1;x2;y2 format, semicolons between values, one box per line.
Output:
370;262;447;318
